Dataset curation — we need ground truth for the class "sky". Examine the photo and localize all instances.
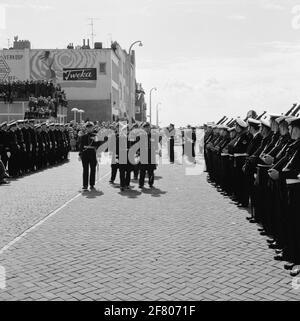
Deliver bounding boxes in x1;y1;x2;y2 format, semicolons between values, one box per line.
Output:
1;0;300;126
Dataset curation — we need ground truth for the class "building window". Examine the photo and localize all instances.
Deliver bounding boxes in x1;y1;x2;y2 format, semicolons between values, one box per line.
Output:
99;63;106;74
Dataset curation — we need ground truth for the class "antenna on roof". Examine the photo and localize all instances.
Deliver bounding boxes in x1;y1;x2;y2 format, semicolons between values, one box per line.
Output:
88;17;100;49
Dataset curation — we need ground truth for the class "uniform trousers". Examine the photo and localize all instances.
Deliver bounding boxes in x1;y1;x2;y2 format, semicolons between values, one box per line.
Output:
119;164;131;188
111;163;119;182
81;151;97;188
168;139;175;163
139;164;155;187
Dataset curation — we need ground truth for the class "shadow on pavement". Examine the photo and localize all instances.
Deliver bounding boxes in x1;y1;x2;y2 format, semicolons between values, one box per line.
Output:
82;190;104;199
118;189;142;199
141;187;167;198
111;184;121;189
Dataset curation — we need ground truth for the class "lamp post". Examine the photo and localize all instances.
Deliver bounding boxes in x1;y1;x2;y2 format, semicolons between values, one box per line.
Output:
128;41;143;123
78;109;85;123
71;108;79;123
149;87;157;126
156;102;162;127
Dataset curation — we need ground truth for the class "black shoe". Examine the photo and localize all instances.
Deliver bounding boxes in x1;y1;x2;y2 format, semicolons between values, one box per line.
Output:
237;204;248;208
274;254;286;261
139;185;144;189
82;187;88;192
0;180;9;185
284;262;295;270
249;219;257;224
290;266;300;277
90;186;96;191
269;243;281;250
246;217;252;221
260;231;268;236
109;180;114;184
120;187;125;192
258;228;264;232
267;239;275;244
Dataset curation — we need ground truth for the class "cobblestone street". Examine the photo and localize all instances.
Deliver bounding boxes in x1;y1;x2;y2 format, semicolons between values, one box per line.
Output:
0;149;300;301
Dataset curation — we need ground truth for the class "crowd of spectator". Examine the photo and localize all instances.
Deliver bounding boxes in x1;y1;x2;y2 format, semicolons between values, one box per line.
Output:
1;80;52;102
25;96;59;119
0;80;68;120
68;121;112;151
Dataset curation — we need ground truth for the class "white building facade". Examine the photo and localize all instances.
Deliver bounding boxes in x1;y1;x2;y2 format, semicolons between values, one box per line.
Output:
0;41;137;122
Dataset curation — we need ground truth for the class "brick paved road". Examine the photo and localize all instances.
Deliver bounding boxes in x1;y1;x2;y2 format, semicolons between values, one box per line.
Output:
0;148;300;301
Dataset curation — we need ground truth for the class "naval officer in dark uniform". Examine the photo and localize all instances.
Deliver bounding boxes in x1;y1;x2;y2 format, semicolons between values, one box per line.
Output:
139;122;158;189
167;123;175;164
79;122;103;191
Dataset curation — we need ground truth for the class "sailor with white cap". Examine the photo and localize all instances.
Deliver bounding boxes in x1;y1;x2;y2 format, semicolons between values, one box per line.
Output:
228;118;251;155
267;117;300;272
246;118;263;156
262;116;292;166
249;117;272;160
261;114;281;157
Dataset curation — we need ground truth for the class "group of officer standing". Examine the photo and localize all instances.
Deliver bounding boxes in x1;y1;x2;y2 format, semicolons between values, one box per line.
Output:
77;120;185;192
204;105;300;277
78;121;163;192
0;120;70;184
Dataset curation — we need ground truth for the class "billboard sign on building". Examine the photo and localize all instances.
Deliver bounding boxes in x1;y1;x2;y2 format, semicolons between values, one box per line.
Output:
0;52;26;81
30;50;98;87
63;68;97;81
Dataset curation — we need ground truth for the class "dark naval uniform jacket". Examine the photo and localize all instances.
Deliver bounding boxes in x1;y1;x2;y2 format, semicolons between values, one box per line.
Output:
246;132;262;156
79;133;103;159
272;139;300;179
230;131;251;155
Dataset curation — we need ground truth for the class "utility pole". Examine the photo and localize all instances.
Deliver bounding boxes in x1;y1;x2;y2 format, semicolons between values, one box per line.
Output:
128;41;143;124
149;87;157;126
156;103;161;127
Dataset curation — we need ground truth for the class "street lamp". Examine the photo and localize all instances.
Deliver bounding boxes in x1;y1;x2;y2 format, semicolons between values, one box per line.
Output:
129;40;143;55
128;40;143;123
149;87;157;126
156;102;162;127
71;108;79;123
78;109;85;123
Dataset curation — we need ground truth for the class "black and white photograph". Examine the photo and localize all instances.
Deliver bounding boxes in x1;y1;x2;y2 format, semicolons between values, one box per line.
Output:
0;0;300;309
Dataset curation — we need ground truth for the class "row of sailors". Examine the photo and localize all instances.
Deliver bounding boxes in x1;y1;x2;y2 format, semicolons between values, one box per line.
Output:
204;111;300;277
0;120;70;183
